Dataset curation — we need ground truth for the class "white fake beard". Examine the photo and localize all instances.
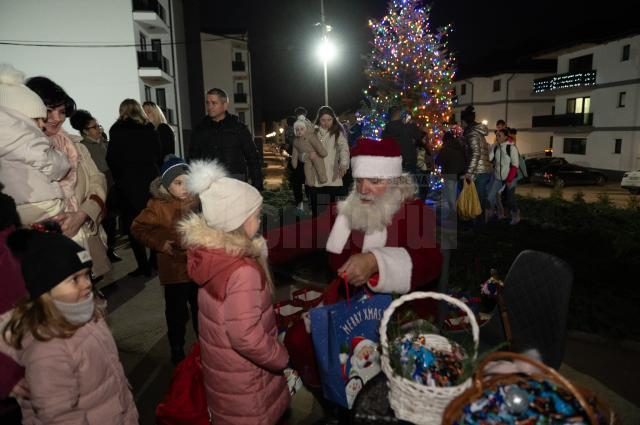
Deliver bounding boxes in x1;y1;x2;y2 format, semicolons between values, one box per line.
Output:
351;349;381;382
338;186;404;233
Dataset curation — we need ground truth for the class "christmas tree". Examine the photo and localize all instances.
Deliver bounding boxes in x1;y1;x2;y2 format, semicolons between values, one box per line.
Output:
357;0;456;149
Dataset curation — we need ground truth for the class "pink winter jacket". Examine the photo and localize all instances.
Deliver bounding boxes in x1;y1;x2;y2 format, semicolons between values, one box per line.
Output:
179;214;290;425
12;318;138;425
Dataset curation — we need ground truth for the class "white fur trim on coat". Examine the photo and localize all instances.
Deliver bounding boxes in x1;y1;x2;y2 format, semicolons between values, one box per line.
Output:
368;247;412;294
326;214;388;254
351;155;402;179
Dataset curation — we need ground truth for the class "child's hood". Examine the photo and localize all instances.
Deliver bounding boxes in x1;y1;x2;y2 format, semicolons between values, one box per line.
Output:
177;213;266;288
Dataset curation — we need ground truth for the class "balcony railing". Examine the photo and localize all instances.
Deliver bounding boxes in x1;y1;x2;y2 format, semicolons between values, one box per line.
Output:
137;50;170;74
232;61;246;72
234;93;247;103
532;113;593;128
533;70;597;94
133;0;166;23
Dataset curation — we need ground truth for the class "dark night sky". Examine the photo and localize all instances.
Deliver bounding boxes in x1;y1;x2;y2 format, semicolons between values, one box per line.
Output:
202;0;638;123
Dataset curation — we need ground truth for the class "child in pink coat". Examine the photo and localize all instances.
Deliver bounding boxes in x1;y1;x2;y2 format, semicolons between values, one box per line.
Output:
1;229;138;424
178;160;290;425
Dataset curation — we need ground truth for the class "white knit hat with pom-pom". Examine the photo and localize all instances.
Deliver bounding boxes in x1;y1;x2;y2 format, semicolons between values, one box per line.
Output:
0;63;47;119
187;160;263;232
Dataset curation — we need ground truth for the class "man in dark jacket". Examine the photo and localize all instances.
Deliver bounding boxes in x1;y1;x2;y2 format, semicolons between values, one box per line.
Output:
381;106;422;174
188;88;263;190
435;130;466;218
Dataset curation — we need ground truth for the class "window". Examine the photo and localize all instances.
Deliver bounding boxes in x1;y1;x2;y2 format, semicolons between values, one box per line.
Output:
493;79;501;92
236;82;244;94
614;139;622;154
622;44;630;61
461;83;466;95
568;54;593;73
566;96;590;113
144;86;151;102
563;138;587;155
151;39;161;53
139;32;147;50
618;92;626;107
238;111;246;123
235;52;243;62
155;88;166;109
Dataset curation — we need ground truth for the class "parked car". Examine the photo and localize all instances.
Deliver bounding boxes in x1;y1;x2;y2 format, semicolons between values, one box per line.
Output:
525;157;568;177
530;163;607;187
621;170;640;194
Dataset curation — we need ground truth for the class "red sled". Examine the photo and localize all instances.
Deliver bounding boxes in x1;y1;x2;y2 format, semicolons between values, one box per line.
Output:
156;342;209;425
274;300;304;329
291;288;323;310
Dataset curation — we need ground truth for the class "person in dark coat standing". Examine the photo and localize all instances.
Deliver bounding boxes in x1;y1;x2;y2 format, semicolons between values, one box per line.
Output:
188;88;262;190
435;129;466;218
143;101;175;159
107;99;162;276
381;106;423;174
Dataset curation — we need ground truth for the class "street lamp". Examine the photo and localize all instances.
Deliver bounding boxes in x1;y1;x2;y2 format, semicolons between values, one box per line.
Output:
316;0;335;106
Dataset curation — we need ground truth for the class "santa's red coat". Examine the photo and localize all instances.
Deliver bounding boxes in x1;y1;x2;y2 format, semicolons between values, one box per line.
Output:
265;198;443;389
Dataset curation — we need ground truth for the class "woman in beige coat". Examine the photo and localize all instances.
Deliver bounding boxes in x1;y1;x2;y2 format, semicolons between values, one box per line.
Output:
26;77;110;279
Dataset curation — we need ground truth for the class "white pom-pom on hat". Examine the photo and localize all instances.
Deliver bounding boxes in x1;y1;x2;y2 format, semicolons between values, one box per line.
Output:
0;63;26;85
0;63;47;119
186;160;228;195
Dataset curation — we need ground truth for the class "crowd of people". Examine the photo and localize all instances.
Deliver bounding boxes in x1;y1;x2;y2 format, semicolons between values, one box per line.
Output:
0;59;524;424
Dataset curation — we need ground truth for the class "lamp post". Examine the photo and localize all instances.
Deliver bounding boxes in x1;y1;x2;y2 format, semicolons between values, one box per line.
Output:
317;0;335;106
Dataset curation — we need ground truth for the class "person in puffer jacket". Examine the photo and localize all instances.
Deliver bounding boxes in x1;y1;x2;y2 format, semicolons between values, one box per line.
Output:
0;64;70;224
178;160;290;425
1;228;138;424
461;105;493;220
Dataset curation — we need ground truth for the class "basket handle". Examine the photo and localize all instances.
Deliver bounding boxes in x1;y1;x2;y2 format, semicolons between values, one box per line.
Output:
379;291;480;359
474;351;599;424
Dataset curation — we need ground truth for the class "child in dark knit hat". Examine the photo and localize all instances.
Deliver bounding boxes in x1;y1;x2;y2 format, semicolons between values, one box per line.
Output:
1;229;138;424
131;155;200;364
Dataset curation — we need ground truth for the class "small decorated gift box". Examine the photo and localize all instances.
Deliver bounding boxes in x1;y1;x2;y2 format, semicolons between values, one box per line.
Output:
274;300;304;329
291;288;323;310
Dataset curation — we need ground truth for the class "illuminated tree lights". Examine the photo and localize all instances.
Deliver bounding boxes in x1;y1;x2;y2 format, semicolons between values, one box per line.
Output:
357;0;456;151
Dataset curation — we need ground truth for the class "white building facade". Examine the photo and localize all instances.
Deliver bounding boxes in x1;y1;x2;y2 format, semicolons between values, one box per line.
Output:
200;32;255;134
532;34;640;173
454;72;555;155
0;0;190;156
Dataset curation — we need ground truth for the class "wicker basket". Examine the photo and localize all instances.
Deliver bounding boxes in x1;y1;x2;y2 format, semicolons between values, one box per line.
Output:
379;291;480;425
442;351;618;424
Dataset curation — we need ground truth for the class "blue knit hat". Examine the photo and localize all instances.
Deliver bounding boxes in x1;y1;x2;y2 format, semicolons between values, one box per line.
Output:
161;155;189;190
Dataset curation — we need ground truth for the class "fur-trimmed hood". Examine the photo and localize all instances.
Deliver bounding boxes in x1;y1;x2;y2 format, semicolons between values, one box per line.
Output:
178;213;270;292
149;176;173;200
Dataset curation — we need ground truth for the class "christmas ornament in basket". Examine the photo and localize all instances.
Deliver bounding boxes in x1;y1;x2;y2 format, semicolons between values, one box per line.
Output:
380;291;480;424
442;351;618;425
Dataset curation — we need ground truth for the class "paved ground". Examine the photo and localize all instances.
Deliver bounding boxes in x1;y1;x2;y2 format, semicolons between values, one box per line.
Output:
519;181;636;207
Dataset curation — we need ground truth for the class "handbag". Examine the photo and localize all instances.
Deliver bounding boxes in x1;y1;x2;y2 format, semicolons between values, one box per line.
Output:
310;276;392;409
156;342;210;425
456;178;482;220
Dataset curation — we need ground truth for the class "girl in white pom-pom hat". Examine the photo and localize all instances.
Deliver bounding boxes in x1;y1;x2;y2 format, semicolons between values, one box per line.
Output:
178;160;290;425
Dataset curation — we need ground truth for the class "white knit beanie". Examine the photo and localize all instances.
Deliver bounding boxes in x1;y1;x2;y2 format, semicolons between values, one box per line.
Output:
0;64;47;119
187;160;262;232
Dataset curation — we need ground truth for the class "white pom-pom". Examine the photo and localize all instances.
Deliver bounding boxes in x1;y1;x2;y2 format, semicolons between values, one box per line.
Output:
187;160;227;194
0;63;26;85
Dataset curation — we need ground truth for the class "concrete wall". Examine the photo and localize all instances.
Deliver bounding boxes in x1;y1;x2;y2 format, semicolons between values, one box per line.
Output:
0;0;140;133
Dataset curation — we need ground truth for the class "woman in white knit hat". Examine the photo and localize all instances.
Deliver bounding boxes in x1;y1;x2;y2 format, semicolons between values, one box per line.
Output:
178;160;290;425
0;63;71;224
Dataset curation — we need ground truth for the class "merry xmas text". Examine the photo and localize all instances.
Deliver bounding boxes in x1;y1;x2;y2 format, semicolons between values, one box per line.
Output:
340;308;384;336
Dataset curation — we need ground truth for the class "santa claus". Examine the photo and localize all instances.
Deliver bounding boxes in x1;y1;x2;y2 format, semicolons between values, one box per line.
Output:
266;137;443;398
348;337;381;383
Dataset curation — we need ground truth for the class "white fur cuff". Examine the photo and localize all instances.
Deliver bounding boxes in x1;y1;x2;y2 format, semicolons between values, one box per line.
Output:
368;247;412;294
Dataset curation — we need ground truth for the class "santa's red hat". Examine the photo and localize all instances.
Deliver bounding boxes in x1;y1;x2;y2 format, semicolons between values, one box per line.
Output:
351;336;375;355
350;138;403;179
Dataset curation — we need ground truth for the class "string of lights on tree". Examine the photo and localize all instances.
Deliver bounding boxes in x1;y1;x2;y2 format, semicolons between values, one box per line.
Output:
356;0;457;192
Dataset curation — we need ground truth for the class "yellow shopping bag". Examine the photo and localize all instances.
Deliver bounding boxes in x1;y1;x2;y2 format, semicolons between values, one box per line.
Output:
457;179;482;220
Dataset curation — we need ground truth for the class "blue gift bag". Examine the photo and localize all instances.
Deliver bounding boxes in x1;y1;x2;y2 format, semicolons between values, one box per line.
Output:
310;288;392;409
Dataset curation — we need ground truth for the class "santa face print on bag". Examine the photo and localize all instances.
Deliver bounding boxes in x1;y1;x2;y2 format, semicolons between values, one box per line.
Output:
343;336;382;407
